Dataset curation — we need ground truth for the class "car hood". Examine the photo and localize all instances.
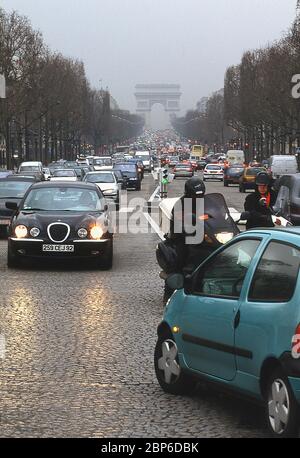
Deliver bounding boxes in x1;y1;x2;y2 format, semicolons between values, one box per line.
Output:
94;182;118;191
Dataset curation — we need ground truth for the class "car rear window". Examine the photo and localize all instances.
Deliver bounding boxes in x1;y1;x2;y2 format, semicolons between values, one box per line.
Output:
207;165;222;170
246;168;265;176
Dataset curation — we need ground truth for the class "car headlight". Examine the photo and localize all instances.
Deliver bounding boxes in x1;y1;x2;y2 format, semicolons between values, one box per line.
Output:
103;189;116;195
15;225;28;239
215;232;234;244
30;227;40;238
90;225;104;240
78;228;88;239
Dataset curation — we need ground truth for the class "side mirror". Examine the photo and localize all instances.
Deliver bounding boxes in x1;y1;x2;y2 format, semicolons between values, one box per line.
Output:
166;273;185;291
6;201;18;211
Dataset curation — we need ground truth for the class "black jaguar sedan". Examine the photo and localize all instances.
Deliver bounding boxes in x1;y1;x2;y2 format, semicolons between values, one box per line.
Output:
6;182;113;269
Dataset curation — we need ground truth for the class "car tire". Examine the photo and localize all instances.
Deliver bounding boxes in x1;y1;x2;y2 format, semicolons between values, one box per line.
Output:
239;185;245;193
265;369;299;438
7;248;19;268
154;334;196;396
98;239;113;270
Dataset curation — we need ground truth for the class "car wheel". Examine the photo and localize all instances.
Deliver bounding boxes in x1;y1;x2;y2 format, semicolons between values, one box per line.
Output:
265;369;299;438
98;239;113;270
239;185;245;193
154;334;196;395
7;248;19;268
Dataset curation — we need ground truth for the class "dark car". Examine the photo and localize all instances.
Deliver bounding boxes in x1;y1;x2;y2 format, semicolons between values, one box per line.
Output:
112;169;127;189
113;163;141;190
127;159;144;179
223;165;244;186
273;174;300;225
0;176;38;235
6;182;113;269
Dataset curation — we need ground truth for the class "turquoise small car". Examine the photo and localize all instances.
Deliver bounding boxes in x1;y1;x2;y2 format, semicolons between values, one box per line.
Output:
154;228;300;437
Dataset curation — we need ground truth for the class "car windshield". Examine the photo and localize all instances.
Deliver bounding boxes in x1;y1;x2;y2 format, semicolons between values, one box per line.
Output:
0;181;32;198
52;170;76;177
86;173;115;183
22;187;104;211
114;164;136;172
94;158;112;166
20;166;39;172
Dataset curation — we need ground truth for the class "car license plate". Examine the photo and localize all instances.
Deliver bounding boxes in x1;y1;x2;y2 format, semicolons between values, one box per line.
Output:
42;245;74;252
0;219;10;225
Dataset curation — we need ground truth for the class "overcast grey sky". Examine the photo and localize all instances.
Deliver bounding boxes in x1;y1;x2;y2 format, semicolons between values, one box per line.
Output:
1;0;297;114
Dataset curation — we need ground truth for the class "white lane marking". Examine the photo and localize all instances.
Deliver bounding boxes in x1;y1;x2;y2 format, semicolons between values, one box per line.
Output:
149;185;161;202
143;212;165;241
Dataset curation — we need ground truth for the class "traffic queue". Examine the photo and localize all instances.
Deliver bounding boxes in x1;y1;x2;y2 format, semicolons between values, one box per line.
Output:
0;146;157;269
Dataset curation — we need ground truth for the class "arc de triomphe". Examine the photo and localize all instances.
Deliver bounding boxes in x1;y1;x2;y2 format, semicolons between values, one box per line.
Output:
135;84;181;129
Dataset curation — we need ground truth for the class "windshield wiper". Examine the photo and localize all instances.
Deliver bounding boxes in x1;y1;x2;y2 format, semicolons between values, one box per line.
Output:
0;197;20;199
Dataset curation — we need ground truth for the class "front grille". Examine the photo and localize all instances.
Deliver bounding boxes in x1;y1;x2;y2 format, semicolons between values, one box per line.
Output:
47;223;70;243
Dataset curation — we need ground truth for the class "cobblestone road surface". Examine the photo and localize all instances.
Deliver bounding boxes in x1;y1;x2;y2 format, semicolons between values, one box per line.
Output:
0;175;269;437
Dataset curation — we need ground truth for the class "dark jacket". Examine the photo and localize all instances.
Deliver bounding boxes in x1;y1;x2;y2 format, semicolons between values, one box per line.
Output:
168;196;215;273
244;188;277;230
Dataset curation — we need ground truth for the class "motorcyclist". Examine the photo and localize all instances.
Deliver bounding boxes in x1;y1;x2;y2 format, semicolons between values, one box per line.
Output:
244;171;279;229
158;177;216;303
168;177;215;273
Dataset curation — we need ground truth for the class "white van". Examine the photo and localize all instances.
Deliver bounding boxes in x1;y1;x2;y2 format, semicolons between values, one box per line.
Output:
226;150;245;165
269;155;298;179
135;151;152;172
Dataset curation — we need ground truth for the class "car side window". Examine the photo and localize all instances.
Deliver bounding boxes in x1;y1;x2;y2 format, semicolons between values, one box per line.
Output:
193;239;261;299
249;242;300;302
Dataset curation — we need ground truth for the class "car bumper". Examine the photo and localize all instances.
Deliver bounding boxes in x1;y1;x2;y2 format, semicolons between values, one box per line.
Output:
225;176;241;183
174;172;194;177
9;238;111;260
242;181;256;189
204;173;224;179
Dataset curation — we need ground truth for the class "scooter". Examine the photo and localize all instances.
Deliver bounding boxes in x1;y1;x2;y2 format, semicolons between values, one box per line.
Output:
156;193;240;303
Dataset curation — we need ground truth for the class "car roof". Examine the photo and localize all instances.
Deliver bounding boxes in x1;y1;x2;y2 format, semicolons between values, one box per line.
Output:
1;176;38;182
29;182;98;190
238;227;300;243
86;170;114;174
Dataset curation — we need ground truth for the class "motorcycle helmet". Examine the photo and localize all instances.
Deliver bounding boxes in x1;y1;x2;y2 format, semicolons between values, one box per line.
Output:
185;177;206;198
256;172;270;186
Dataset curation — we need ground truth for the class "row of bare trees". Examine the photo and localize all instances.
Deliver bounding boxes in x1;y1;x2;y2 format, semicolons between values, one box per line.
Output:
0;8;144;168
173;8;300;160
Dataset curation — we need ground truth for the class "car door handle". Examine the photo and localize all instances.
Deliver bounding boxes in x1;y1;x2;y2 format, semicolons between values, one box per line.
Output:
234;310;241;329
